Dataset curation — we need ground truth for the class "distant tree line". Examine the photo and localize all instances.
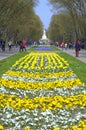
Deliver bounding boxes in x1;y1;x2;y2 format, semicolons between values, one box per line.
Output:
48;0;86;46
0;0;43;43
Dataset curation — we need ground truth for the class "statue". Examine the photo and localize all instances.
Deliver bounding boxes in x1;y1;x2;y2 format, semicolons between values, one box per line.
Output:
39;29;49;44
42;29;48;40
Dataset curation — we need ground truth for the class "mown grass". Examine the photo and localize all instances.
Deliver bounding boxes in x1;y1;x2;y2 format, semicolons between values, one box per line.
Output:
0;46;37;77
0;45;86;85
60;53;86;84
0;52;26;77
51;45;86;85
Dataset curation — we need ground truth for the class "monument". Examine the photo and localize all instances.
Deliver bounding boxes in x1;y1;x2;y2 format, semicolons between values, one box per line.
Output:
42;29;47;40
40;29;49;44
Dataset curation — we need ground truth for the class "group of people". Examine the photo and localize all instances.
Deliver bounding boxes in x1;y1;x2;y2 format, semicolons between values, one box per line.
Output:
60;40;81;57
0;39;13;52
0;38;84;57
0;39;27;52
18;40;27;52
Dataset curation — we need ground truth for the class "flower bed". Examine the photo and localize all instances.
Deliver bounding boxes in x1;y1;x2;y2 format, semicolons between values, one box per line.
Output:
35;46;52;51
0;52;86;130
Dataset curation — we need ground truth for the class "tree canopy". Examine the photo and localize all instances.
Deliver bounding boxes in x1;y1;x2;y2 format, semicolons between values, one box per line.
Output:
0;0;43;42
48;0;86;43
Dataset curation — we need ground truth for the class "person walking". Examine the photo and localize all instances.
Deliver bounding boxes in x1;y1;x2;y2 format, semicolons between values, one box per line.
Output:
65;42;68;50
19;41;23;52
74;40;81;57
2;40;5;52
22;40;27;51
61;42;65;51
8;40;12;51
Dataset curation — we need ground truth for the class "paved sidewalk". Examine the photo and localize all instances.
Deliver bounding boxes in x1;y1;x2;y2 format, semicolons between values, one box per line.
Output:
0;47;19;61
60;48;86;63
0;45;32;61
0;46;86;63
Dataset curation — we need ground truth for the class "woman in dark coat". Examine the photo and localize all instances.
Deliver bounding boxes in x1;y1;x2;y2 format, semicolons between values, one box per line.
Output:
74;40;81;57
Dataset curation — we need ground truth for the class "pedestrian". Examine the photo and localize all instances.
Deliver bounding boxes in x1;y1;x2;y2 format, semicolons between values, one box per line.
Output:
2;40;5;52
56;41;59;47
74;40;81;57
65;42;68;50
61;42;65;51
8;40;12;51
0;39;2;50
19;41;23;52
22;40;27;51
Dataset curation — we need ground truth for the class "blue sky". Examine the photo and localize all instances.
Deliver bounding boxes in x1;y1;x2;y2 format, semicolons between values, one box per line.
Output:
34;0;53;29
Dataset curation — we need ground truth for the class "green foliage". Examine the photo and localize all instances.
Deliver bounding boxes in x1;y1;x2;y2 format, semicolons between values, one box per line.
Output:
0;0;42;41
48;0;86;42
48;13;74;42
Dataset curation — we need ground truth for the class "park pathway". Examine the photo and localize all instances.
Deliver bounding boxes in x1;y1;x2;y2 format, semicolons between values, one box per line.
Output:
59;47;86;63
0;46;86;63
0;46;19;60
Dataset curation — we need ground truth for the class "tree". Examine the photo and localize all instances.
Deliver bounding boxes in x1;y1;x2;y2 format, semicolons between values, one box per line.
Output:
48;13;74;42
0;0;42;42
48;0;86;41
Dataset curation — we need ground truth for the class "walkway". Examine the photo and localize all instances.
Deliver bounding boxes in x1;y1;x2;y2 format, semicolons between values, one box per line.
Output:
61;48;86;63
0;46;19;61
0;46;86;63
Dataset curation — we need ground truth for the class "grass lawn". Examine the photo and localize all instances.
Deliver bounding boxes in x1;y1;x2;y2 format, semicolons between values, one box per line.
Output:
0;45;38;77
0;45;86;85
59;52;86;85
51;45;86;85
